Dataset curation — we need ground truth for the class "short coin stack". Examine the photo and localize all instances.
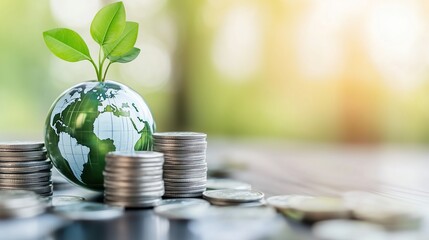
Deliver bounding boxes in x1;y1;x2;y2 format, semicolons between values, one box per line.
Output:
0;190;47;219
202;189;265;207
103;151;165;208
0;142;53;197
153;132;207;198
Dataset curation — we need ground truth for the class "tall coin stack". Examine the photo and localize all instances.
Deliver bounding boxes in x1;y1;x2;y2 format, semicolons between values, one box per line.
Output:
103;151;165;208
0;142;53;197
153;132;207;198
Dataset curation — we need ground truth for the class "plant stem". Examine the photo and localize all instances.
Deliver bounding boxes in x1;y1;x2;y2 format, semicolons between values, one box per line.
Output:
102;61;113;82
97;47;103;82
89;59;100;81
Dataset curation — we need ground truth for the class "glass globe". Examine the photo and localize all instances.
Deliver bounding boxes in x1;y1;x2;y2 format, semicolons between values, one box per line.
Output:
45;80;155;191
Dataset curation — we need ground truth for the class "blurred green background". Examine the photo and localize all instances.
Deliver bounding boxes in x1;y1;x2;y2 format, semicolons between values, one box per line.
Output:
1;0;429;143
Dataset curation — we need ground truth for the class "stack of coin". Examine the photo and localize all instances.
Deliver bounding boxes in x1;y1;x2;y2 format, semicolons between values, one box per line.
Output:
153;132;207;198
202;189;265;207
0;142;53;197
0;190;47;218
103;151;164;208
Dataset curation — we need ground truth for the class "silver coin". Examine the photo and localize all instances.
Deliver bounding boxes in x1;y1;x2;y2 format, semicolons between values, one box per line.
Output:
206;178;252;191
0;142;44;152
103;174;163;182
0;184;53;193
0;159;51;168
0;190;41;209
104;184;164;193
163;153;206;159
104;179;163;188
106;151;164;159
104;165;162;173
0;165;52;173
153;139;206;145
103;169;163;176
154;198;209;220
165;189;206;195
163;160;207;166
163;167;207;174
0;180;53;188
163;192;204;198
153;132;207;140
53;202;123;220
105;161;163;168
104;189;164;198
0;150;47;158
266;195;314;211
163;172;207;179
288;197;351;221
313;220;385;240
163;177;207;183
0;155;48;162
164;180;207;187
0;204;46;219
163;163;207;170
154;144;207;151
0;171;52;179
105;198;161;208
203;190;264;203
0;176;51;184
208;199;266;207
48;195;85;207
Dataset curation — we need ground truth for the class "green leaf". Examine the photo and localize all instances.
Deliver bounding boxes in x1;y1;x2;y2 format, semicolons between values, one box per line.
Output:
103;22;138;57
90;1;125;45
108;47;140;63
43;28;91;62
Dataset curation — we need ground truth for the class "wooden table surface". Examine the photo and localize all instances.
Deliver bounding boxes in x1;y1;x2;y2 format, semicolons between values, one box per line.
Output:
1;140;429;240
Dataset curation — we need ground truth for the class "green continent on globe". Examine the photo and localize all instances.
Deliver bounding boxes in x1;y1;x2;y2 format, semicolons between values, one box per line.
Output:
45;80;155;191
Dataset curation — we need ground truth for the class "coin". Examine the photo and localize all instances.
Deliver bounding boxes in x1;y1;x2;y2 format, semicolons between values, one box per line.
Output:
266;195;314;210
0;164;52;173
0;171;51;179
105;161;163;168
104;189;164;198
163;192;204;198
0;159;51;168
0;176;50;184
106;151;164;159
103;179;163;188
0;150;47;158
0;189;47;219
164;177;207;183
0;156;48;162
163;163;207;170
104;165;162;173
0;142;44;152
203;190;264;203
163;172;207;179
48;195;85;207
105;198;161;208
53;202;123;220
206;178;252;190
154;198;210;220
288;197;351;222
313;220;385;240
153;132;207;140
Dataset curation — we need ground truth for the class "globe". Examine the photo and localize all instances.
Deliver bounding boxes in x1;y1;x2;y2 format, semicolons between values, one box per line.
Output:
45;80;155;191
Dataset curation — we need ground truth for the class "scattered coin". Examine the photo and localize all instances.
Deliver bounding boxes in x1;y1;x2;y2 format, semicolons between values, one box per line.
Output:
48;195;85;207
203;189;264;204
288;197;351;222
154;198;210;220
53;202;123;220
266;195;314;211
0;190;47;219
313;220;386;240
